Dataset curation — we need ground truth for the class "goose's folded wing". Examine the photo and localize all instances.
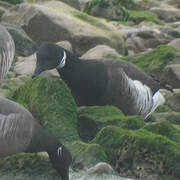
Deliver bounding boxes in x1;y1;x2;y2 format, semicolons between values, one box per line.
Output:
0;25;15;81
0;113;34;157
109;67;165;118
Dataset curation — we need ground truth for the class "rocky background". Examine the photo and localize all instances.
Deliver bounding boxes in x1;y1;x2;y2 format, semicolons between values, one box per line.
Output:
0;0;180;180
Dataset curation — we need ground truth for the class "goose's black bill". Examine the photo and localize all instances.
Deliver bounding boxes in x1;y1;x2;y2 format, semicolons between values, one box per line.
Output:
32;64;43;78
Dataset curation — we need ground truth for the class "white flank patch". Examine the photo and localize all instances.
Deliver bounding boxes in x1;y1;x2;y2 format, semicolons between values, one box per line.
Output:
56;51;66;69
127;78;165;118
57;146;63;157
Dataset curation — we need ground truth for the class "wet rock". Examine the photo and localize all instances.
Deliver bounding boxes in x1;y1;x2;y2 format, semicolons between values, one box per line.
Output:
1;22;37;57
166;92;180;112
56;40;73;53
80;45;122;60
163;64;180;89
87;162;114;174
150;7;180;22
2;1;126;56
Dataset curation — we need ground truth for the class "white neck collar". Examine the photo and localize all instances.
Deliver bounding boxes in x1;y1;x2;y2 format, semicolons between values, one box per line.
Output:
56;51;66;69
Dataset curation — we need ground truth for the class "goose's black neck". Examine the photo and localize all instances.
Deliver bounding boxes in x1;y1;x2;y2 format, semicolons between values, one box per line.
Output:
25;123;61;154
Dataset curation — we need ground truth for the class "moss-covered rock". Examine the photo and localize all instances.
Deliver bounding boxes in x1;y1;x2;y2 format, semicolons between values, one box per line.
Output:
0;153;60;180
92;126;180;179
129;10;161;24
78;106;144;142
144;120;180;144
165;112;180;125
123;45;180;75
70;141;108;168
13;76;79;143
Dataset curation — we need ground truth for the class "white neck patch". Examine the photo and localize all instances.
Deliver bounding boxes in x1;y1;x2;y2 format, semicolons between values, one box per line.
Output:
56;51;66;69
57;146;63;157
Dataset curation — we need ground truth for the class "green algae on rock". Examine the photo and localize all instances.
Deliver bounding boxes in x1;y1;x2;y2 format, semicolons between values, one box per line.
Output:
144;120;180;144
0;153;60;180
124;45;180;75
78;106;144;142
13;76;79;143
70;140;107;168
92;126;180;179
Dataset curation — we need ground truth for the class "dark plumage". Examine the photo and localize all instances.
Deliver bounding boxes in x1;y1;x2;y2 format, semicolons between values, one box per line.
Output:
33;43;165;118
0;25;72;180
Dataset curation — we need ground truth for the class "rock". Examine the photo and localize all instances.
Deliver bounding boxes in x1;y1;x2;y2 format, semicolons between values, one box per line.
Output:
0;6;7;19
14;53;59;78
87;162;114;174
144;120;180;144
80;45;121;60
0;0;15;8
70;141;107;169
123;45;180;84
13;76;79;143
0;153;61;180
92;126;180;179
168;38;180;50
166;93;180;112
14;54;36;77
168;0;180;8
2;1;126;56
1;22;37;57
78;106;144;142
126;29;172;54
56;40;73;53
163;64;180;89
150;7;180;22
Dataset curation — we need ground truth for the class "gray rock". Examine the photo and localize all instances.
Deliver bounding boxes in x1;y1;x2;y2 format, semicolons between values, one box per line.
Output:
2;1;125;56
168;38;180;50
87;162;114;174
14;54;59;78
166;92;180;112
1;22;37;57
56;41;73;53
80;45;121;60
150;7;180;22
163;64;180;89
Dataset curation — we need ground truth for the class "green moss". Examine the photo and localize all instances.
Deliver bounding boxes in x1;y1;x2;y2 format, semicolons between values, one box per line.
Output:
92;126;180;178
71;11;111;31
165;112;180;125
129;10;161;24
123;45;180;75
0;153;60;179
155;104;173;113
144;120;180;144
1;0;22;4
13;76;79;143
70;141;107;167
84;0;139;13
78;106;144;142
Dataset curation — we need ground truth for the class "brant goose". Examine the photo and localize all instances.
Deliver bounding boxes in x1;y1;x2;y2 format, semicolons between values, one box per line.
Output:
33;43;165;118
0;25;72;180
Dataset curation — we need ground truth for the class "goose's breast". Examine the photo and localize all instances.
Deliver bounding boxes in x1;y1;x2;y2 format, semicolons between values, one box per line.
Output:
0;113;34;157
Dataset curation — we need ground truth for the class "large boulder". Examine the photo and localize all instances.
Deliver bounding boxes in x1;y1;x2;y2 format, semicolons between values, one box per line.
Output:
150;7;180;22
2;1;126;56
80;45;122;60
92;126;180;179
13;76;79;143
1;22;37;57
166;92;180;112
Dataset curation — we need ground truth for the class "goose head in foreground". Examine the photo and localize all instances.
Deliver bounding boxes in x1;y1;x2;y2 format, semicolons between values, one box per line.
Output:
33;43;166;118
0;25;72;179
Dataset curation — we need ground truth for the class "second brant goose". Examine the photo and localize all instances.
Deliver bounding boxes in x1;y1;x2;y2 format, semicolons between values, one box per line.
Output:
33;43;165;119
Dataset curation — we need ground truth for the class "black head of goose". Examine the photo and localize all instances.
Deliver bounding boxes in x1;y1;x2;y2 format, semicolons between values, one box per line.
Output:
0;25;72;180
33;43;165;118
